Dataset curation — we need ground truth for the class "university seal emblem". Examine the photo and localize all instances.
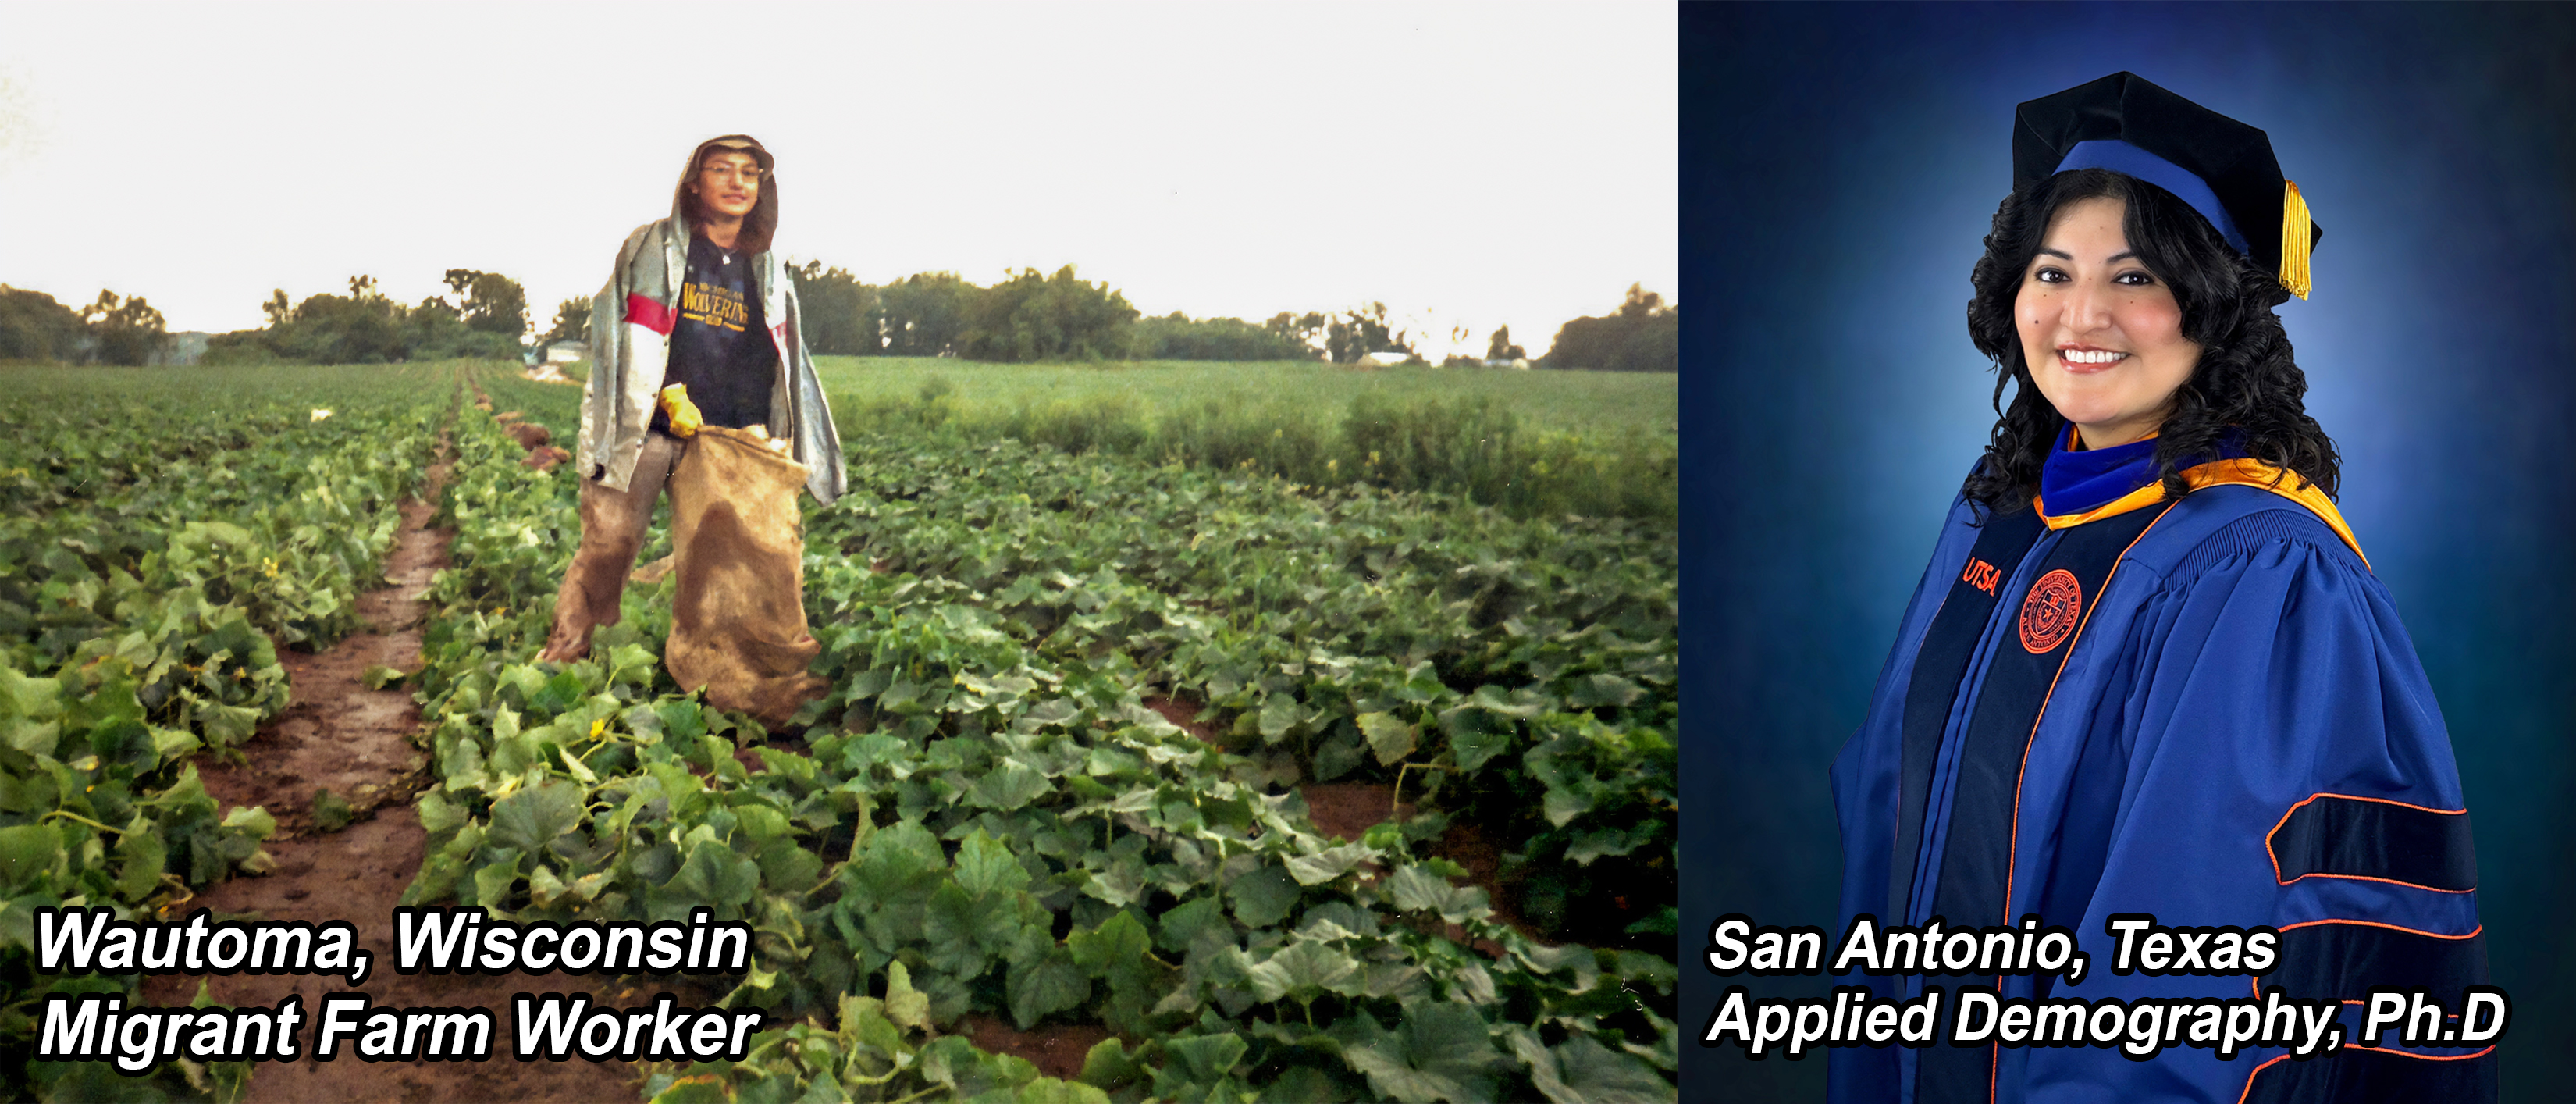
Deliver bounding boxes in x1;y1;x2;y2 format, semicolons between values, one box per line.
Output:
2019;568;2082;654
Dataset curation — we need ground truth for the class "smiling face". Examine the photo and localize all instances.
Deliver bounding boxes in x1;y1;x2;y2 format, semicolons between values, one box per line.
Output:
2015;194;2203;450
688;149;763;222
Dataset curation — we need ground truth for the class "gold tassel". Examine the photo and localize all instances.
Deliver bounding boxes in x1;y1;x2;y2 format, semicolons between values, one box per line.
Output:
2279;180;2314;300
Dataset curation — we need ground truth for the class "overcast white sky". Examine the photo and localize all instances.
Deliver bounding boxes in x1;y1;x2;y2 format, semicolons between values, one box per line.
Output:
0;2;1673;359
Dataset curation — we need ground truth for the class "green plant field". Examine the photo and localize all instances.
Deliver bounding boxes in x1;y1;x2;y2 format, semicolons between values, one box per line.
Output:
466;366;1678;1102
812;358;1678;444
2;361;1674;1102
0;361;456;1101
0;361;456;415
546;358;1676;521
553;358;1676;445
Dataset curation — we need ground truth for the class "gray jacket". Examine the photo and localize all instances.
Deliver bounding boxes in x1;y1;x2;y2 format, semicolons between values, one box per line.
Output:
575;203;845;504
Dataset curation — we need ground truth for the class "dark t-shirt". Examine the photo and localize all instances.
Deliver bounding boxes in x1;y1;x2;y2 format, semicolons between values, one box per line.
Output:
656;233;777;432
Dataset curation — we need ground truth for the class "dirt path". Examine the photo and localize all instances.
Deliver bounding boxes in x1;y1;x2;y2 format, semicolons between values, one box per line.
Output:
144;426;644;1104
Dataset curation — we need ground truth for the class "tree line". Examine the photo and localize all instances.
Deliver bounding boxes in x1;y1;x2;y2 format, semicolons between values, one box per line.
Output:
0;271;532;367
770;263;1675;371
4;264;1676;372
0;286;176;365
205;270;528;365
1539;284;1677;373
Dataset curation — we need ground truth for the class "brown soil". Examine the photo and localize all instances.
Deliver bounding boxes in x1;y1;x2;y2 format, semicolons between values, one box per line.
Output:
525;445;572;473
145;427;647;1103
186;462;453;836
1142;695;1213;740
1297;781;1404;844
958;1015;1113;1081
1297;781;1528;955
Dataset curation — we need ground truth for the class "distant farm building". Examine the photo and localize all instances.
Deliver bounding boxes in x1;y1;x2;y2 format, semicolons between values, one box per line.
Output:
545;340;589;364
152;332;211;367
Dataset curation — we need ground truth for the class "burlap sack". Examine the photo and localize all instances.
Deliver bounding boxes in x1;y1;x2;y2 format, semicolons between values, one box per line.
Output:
664;426;827;726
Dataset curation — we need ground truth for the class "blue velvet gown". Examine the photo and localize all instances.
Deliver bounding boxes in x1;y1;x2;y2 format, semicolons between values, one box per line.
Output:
1829;429;2493;1103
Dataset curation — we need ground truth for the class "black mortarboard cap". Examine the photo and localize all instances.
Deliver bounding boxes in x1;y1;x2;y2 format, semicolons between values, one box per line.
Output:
2013;72;2321;298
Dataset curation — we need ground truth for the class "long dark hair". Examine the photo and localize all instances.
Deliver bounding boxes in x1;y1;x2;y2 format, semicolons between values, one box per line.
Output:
1962;167;2339;515
673;136;780;256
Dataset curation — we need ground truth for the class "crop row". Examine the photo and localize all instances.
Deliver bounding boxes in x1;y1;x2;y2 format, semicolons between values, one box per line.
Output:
406;369;1677;1102
802;434;1677;949
836;383;1678;524
0;362;454;1101
485;373;1677;948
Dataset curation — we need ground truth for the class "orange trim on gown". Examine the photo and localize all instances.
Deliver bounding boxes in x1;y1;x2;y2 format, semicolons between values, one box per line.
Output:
2034;456;2366;568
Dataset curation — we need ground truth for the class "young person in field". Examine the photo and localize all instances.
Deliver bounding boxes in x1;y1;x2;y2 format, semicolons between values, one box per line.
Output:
539;134;845;665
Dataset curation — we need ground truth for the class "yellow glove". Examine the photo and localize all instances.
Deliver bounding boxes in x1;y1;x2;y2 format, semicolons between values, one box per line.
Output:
658;384;703;437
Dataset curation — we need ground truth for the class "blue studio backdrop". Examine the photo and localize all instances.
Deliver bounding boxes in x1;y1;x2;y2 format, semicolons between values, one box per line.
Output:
1680;4;2576;1102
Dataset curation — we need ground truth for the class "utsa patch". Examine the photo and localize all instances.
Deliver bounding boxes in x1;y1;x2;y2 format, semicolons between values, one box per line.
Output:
2019;568;2082;653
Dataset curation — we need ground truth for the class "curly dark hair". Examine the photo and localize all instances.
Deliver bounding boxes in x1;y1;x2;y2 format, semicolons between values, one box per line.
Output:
1961;167;2339;516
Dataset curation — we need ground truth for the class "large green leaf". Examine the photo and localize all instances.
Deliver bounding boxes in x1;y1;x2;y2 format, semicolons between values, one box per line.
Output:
1066;909;1152;983
1159;1032;1247;1084
1381;864;1489;925
1257;695;1299;741
1014;1079;1112;1104
1508;1027;1671;1104
1437;705;1512;772
1357;711;1418;766
851;819;947;900
954;828;1032;898
1283;842;1375;886
0;666;62;757
1007;946;1090;1030
1226;865;1300;928
486;779;585;854
0;824;65;892
0;665;63;722
1563;824;1649;866
667;836;760;906
1078;1038;1146;1092
1564;674;1645;710
1311;725;1367;782
1542;784;1598;828
1155;896;1229;953
471;848;524;909
973;760;1050;811
1545;1035;1670;1104
88;718;158;775
1338;1004;1503;1104
114;825;165;902
924;880;1023;955
1243;938;1362;1005
883;960;931;1030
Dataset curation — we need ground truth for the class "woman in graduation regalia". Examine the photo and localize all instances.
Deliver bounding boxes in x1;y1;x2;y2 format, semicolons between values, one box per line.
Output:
1831;73;2493;1102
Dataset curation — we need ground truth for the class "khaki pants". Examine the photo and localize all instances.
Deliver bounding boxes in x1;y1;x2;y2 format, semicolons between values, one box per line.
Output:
539;430;686;662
